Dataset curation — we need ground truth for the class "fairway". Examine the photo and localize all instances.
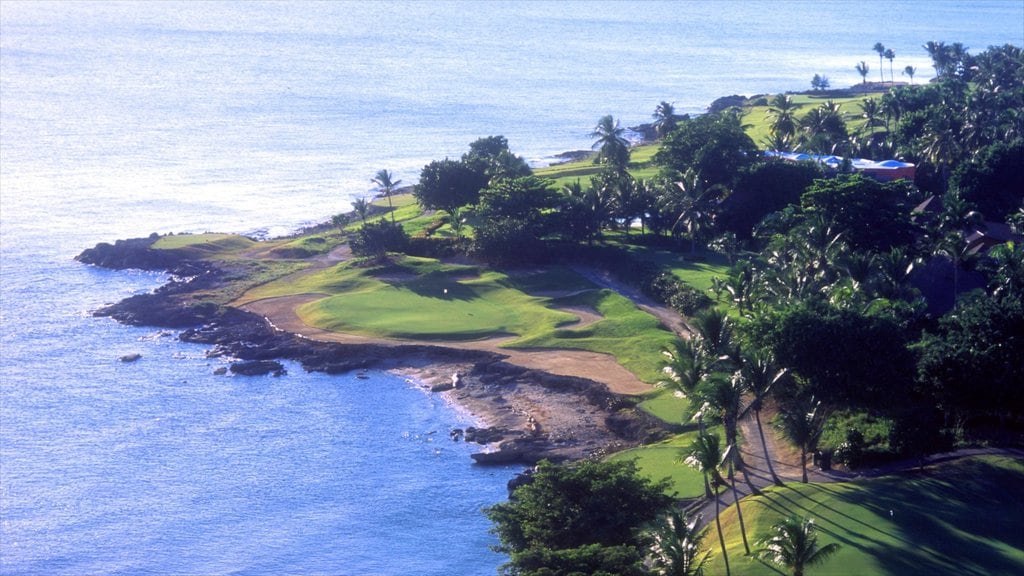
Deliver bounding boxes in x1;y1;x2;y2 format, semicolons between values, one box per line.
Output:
703;455;1024;576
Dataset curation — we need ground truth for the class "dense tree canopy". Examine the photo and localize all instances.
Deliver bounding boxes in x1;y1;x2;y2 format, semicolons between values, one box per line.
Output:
413;158;489;214
654;111;758;187
485;459;672;576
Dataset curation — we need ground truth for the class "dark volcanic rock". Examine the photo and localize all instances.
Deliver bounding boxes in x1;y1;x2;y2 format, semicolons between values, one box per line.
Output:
230;359;286;376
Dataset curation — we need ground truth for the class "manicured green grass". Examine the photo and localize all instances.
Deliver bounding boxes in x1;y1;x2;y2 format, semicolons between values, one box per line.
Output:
637;387;690;424
151;233;256;254
511;287;676;383
298;263;579;341
616;243;732;294
607;426;720;500
703;455;1024;576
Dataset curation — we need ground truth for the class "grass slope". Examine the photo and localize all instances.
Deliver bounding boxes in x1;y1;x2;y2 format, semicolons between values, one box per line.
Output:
703;455;1024;576
607;425;723;500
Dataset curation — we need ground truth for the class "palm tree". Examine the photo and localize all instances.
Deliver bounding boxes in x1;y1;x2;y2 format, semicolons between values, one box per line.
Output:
669;169;727;255
923;40;950;77
765;94;798;142
858;98;882;133
653;101;679;139
721;443;750;555
684;430;729;576
662;339;708;397
371;169;402;224
883;48;896;83
776;394;828;483
855;61;870;85
591;114;630;171
352;197;370;224
873;42;886;83
903;65;917;85
690;307;737;369
737;349;787;485
695;373;744;465
755;517;841;576
644;510;709;576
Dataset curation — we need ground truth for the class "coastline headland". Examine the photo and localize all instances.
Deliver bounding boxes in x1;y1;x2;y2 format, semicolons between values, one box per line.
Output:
76;235;671;465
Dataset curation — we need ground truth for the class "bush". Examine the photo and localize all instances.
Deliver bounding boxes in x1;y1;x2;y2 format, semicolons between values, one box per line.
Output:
350;220;409;257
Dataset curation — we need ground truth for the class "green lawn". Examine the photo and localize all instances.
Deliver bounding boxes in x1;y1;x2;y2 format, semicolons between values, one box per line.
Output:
607;426;720;500
741;91;884;150
703;455;1024;576
151;233;256;254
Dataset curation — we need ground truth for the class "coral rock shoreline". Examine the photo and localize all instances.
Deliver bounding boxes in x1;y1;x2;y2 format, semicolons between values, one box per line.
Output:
77;237;670;464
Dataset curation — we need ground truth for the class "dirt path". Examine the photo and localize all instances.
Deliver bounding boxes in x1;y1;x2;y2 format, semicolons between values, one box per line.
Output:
234;246;660;395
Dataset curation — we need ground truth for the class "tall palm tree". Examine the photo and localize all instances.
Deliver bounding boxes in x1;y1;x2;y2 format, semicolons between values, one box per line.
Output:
696;373;744;462
684;430;729;576
755;517;841;576
884;48;896;83
371;169;402;224
858;98;882;133
591;114;630;171
721;443;750;555
690;307;737;369
643;510;709;576
923;40;950;77
903;65;917;85
653;101;679;139
737;349;787;485
873;42;886;83
854;61;870;85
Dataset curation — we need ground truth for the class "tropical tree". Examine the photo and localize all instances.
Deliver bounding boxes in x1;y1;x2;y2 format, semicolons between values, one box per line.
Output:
662;338;708;397
776;393;828;483
755;516;841;576
591;114;631;171
855;61;870;85
873;42;886;83
653;101;679;139
765;94;799;142
903;65;917;84
695;373;744;463
352;197;370;224
858;98;883;132
667;169;728;254
413;158;488;214
684;430;729;576
486;459;672;576
884;48;896;83
736;349;787;485
721;443;750;555
799;100;847;154
643;511;709;576
371;169;401;224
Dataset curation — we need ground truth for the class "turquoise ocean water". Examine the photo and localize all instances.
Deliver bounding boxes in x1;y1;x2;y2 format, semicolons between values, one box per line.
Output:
2;2;1022;574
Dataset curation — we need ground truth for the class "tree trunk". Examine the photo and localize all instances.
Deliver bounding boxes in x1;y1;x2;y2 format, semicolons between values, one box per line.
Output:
755;408;783;485
730;464;750;555
715;485;731;576
800;446;809;483
387;194;395;225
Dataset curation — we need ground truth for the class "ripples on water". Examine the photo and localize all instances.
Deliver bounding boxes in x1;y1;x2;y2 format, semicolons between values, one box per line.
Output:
2;1;1022;574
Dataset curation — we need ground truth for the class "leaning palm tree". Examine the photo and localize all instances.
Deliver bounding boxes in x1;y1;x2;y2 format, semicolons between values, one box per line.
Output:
652;101;679;139
371;169;402;224
643;510;709;576
854;61;870;85
755;517;841;576
903;65;917;85
684;431;729;576
590;114;630;171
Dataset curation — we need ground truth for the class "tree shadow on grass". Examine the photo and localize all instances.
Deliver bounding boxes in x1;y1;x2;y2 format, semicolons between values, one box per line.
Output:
826;458;1024;576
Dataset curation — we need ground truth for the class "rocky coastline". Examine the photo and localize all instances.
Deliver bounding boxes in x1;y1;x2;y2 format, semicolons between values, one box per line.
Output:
77;236;670;465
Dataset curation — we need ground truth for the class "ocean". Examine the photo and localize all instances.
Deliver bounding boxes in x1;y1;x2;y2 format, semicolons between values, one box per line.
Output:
1;1;1021;574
